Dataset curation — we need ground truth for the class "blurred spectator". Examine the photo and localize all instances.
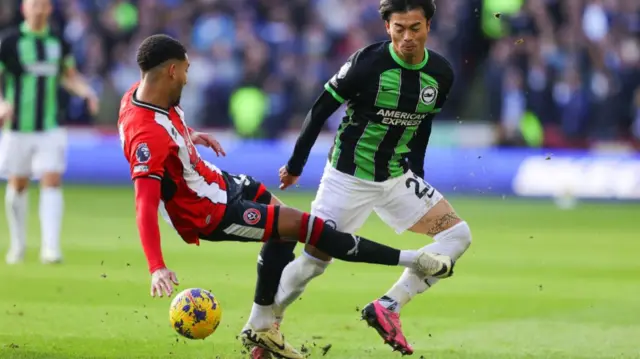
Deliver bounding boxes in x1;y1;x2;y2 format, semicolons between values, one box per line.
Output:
0;0;638;148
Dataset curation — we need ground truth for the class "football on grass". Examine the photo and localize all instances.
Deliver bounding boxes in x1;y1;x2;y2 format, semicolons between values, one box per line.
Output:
169;288;222;339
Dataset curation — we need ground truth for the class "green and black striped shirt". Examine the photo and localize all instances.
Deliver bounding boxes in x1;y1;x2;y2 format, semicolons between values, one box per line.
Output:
0;22;74;132
287;41;454;182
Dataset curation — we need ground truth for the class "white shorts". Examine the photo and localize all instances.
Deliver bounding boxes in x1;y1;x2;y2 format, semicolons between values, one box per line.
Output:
0;128;68;179
310;162;444;234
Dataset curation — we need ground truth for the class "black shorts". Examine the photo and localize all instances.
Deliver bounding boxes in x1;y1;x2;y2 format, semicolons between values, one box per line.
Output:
200;172;277;243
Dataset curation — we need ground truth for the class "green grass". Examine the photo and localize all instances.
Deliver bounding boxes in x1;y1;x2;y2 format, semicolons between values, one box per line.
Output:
1;186;639;359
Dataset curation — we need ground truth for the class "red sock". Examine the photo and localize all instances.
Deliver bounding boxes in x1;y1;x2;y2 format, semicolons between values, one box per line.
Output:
299;213;324;246
298;212;400;266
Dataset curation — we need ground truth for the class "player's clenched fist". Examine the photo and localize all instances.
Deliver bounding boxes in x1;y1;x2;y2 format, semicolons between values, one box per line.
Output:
279;165;299;190
150;268;179;297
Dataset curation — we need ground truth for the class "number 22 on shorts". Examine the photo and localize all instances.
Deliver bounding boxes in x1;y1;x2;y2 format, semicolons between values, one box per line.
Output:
405;173;435;200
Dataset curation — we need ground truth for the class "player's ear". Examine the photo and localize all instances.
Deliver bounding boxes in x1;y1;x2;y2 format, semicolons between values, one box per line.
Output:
385;21;391;36
426;19;431;32
167;63;176;79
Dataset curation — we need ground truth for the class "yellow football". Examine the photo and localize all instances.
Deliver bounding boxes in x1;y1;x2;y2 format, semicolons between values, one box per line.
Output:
169;288;222;339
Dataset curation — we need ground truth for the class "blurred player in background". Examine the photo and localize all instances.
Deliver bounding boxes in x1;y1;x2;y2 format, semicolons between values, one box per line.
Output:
0;0;99;264
119;34;453;359
276;0;472;354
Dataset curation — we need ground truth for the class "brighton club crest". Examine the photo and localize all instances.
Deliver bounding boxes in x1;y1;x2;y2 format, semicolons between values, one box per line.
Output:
420;86;438;105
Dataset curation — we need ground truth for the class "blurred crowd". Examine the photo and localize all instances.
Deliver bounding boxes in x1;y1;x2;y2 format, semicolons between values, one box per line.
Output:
0;0;638;148
484;0;640;148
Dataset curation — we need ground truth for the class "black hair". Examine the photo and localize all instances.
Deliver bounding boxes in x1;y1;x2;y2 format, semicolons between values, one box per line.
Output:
136;34;187;72
379;0;436;22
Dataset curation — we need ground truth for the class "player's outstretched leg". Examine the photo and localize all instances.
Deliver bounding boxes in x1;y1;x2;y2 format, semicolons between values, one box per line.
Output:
4;178;29;264
362;199;471;355
276;207;453;277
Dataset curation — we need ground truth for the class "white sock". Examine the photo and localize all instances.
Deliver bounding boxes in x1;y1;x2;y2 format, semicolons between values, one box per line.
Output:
398;249;419;267
247;303;275;331
273;251;330;323
39;187;63;257
382;221;472;312
5;186;28;252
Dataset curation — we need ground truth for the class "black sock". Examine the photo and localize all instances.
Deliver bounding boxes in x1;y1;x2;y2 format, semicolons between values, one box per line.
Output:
253;239;297;305
300;213;400;265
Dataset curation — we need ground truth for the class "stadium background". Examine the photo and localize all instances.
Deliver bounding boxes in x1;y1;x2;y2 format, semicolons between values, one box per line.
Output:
1;0;639;358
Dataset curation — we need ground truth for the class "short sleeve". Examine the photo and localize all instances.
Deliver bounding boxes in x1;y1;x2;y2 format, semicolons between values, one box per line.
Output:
324;50;366;103
61;38;75;70
121;122;171;181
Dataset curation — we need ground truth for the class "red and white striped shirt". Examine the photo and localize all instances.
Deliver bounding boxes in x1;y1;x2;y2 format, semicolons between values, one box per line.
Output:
118;83;227;247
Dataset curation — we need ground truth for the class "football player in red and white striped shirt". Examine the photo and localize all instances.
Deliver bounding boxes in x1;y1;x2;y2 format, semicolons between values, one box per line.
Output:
119;34;453;359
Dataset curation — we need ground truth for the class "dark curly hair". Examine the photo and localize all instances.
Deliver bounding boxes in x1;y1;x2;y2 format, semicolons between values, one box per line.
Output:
136;34;187;73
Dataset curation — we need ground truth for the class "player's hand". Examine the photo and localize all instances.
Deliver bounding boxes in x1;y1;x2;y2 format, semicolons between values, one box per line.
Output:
0;101;14;124
86;92;100;116
191;132;226;157
279;166;299;190
150;268;179;298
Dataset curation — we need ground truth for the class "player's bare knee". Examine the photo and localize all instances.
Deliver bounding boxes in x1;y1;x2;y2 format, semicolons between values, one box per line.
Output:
8;177;29;192
276;206;304;238
426;211;464;237
409;199;462;236
409;199;472;259
40;173;62;188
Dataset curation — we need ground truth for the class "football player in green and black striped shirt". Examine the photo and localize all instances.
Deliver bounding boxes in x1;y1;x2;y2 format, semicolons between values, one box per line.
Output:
0;0;99;265
273;0;472;354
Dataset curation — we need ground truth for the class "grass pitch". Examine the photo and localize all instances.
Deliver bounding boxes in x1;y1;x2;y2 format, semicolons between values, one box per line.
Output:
1;186;639;359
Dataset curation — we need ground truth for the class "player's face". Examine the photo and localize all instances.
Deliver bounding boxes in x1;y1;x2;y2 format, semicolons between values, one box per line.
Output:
386;8;430;62
168;58;189;105
22;0;52;28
